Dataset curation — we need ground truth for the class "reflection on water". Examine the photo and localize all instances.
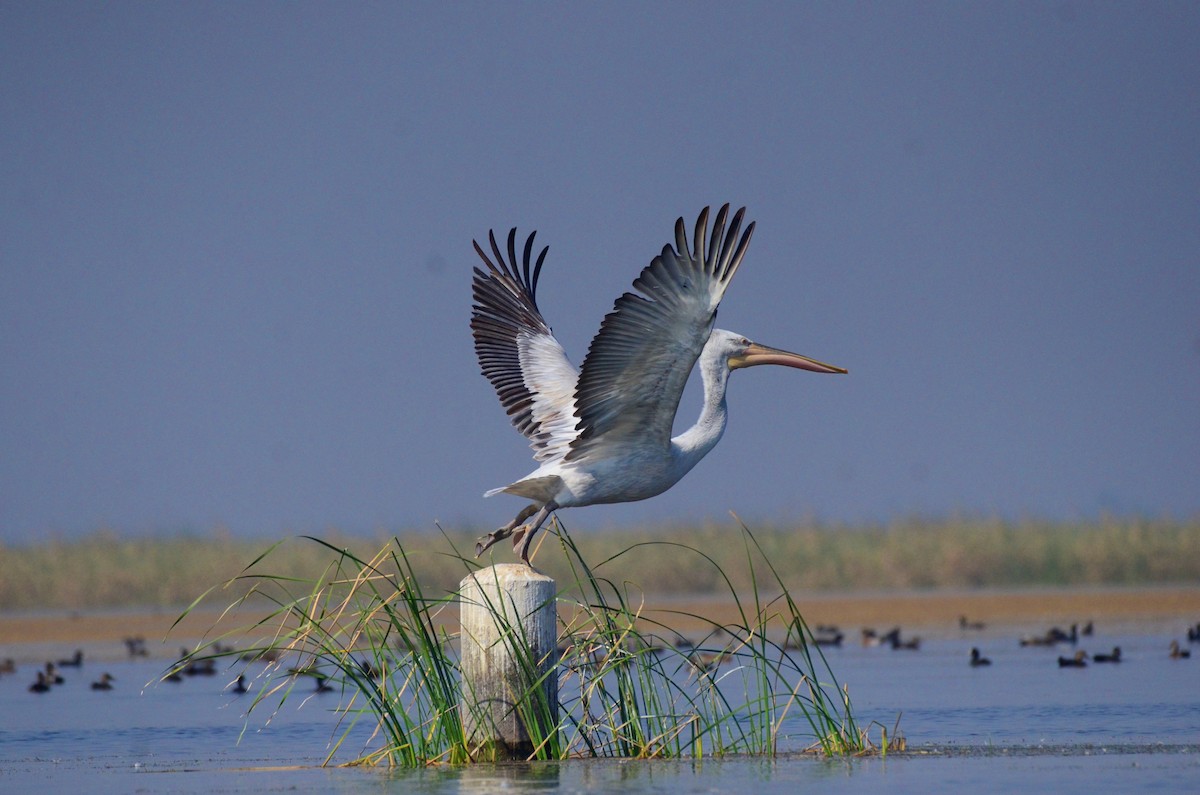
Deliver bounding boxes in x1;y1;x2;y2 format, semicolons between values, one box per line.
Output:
0;625;1197;793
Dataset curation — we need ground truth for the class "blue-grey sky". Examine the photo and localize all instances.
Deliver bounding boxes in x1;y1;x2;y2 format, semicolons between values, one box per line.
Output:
2;3;1198;542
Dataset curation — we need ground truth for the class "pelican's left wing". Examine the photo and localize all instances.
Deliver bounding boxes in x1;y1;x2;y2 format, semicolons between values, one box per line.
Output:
471;228;580;463
567;205;754;461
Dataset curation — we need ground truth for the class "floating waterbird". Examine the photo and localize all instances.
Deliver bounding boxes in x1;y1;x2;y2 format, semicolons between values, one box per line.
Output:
44;662;64;684
90;673;115;691
1058;650;1088;668
1092;647;1121;663
959;615;986;631
471;205;846;564
1168;640;1190;659
881;627;920;650
812;626;846;647
1020;623;1078;647
231;674;248;694
57;649;83;667
178;649;217;677
969;648;992;667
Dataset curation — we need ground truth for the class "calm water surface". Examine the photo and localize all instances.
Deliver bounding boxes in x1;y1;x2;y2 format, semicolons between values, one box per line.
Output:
1;620;1196;793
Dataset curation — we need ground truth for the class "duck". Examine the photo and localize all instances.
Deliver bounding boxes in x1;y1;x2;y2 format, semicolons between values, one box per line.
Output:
812;627;845;647
314;676;334;693
1020;623;1078;647
57;650;84;667
1058;650;1088;668
1093;646;1122;663
29;671;52;693
182;656;217;676
124;636;149;657
231;674;248;694
0;658;15;675
90;673;115;691
860;628;881;647
969;647;992;667
1048;624;1079;644
1186;623;1199;644
1168;640;1190;659
959;615;985;631
43;662;64;684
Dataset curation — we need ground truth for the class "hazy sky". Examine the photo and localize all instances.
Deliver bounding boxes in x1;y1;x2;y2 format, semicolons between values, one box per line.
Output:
2;3;1197;543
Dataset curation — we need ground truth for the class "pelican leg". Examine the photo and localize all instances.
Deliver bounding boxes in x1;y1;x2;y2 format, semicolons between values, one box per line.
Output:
475;503;539;558
513;500;558;566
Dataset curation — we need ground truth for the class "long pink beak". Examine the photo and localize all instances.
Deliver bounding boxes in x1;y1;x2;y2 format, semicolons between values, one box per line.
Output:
729;342;847;374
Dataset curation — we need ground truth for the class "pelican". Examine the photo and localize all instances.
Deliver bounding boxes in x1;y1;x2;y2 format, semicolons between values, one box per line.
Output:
471;205;846;564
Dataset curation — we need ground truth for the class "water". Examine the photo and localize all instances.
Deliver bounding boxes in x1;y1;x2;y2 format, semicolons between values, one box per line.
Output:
1;624;1197;793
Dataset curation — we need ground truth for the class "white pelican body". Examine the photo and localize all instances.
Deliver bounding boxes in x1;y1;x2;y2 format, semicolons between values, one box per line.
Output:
471;205;845;563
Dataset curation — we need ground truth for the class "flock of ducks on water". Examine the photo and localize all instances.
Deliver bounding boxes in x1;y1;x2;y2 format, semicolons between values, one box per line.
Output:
972;617;1196;668
4;620;1197;693
826;616;1193;669
4;649;120;693
0;636;332;696
555;616;1198;677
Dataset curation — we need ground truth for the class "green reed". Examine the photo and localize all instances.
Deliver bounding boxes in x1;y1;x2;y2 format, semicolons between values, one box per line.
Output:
168;520;870;766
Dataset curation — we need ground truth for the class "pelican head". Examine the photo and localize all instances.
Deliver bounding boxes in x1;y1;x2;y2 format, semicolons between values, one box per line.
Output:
713;329;847;375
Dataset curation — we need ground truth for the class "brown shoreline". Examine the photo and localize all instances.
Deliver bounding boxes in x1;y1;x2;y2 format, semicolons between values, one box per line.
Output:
2;585;1197;659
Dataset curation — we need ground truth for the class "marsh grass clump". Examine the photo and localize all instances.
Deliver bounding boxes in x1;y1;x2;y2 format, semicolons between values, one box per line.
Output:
169;520;872;766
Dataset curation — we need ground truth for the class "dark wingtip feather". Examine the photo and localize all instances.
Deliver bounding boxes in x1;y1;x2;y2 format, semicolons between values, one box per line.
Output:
522;231;536;292
532;244;548;299
707;204;730;273
488;229;507;277
693;206;711;267
718;207;746;278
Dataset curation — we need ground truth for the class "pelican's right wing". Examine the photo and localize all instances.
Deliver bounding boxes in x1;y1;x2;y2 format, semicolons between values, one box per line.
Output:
471;228;580;463
568;205;755;461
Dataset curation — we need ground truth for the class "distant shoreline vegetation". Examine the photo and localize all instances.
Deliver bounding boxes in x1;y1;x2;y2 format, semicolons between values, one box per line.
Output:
1;516;1197;612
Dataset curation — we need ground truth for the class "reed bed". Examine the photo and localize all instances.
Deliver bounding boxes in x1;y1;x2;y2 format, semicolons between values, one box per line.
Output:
2;515;1197;611
169;520;879;766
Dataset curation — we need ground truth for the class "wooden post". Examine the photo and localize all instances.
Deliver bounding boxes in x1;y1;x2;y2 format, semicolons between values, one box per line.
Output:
459;564;558;761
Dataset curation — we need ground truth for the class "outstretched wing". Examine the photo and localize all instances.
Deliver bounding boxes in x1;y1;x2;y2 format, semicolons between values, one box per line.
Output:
567;204;755;461
471;228;580;463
